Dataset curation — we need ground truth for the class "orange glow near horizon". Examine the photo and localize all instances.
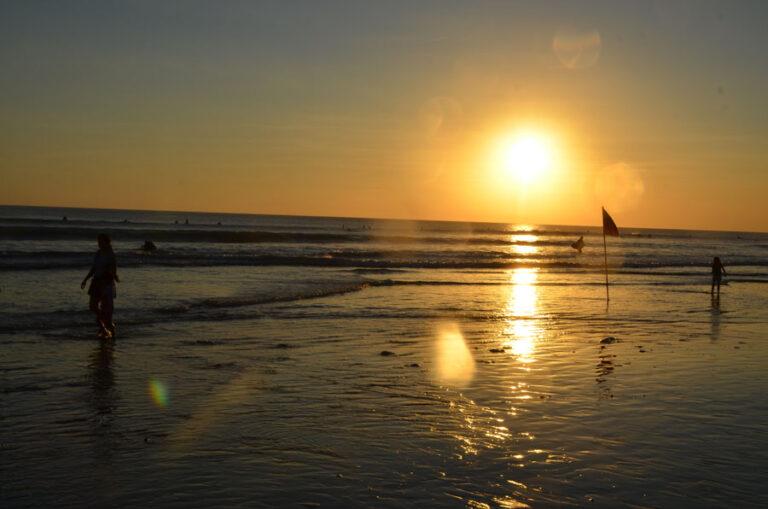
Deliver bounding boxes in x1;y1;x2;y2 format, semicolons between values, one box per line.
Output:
3;3;767;232
476;125;579;226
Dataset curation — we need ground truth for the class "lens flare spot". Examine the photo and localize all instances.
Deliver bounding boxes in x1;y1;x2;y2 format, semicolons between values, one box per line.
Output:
434;323;475;386
552;28;602;69
149;378;169;408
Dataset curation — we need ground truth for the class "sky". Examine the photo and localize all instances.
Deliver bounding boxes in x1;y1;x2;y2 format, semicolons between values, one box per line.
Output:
1;0;767;231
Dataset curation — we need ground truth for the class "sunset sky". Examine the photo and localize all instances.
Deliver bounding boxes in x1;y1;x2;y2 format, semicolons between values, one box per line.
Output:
2;1;767;231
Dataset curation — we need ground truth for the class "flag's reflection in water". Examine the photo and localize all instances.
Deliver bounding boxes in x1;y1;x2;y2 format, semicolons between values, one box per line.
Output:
504;268;541;364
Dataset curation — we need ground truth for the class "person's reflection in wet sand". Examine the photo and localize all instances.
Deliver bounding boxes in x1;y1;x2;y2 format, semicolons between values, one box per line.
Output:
88;340;119;472
710;294;722;341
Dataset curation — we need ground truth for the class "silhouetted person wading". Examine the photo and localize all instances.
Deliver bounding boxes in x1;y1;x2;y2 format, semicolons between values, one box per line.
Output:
711;256;726;296
81;233;119;338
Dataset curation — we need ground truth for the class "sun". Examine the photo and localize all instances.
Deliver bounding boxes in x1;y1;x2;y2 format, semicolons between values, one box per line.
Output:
486;127;564;197
500;133;553;184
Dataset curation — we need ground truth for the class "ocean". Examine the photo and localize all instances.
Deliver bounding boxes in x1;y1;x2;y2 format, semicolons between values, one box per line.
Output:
2;205;767;508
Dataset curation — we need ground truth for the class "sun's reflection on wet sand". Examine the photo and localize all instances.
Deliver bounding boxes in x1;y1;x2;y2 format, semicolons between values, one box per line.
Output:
504;268;541;364
430;259;577;507
439;267;544;436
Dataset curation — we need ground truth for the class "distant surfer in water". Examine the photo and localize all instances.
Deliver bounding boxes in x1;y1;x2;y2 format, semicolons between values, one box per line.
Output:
570;236;585;253
81;233;119;339
711;256;726;295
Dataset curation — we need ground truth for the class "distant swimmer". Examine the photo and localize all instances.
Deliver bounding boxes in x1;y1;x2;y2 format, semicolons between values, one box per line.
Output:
81;233;119;339
570;236;585;253
141;240;157;252
711;256;727;295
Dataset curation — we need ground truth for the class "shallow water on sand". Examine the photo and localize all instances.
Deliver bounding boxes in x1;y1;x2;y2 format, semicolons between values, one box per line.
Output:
3;265;767;508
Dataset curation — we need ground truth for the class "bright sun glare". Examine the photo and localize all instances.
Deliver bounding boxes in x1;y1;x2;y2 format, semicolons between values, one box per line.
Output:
500;133;553;184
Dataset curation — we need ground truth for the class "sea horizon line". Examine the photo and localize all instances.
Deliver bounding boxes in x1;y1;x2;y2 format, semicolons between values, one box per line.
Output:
1;202;766;235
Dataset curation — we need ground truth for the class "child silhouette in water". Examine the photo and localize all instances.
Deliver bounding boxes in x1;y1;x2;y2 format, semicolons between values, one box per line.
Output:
711;256;726;296
81;234;119;338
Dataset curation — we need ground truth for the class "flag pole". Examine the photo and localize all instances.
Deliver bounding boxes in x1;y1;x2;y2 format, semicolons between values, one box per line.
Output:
603;209;609;302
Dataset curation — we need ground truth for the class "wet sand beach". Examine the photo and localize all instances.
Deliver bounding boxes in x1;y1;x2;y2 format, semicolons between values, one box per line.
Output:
2;208;768;507
3;268;768;508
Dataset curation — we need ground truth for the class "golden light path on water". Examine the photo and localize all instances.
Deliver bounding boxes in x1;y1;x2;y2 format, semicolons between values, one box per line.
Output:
433;256;549;509
504;267;541;364
506;230;542;363
511;234;538;255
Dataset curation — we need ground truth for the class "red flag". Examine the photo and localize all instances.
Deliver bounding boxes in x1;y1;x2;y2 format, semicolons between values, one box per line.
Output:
602;207;619;237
